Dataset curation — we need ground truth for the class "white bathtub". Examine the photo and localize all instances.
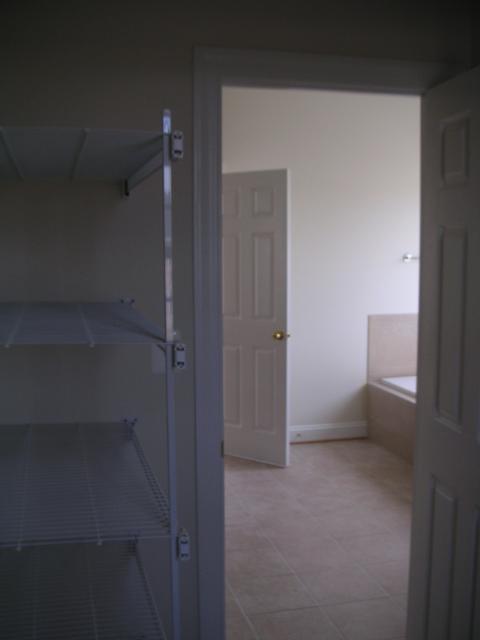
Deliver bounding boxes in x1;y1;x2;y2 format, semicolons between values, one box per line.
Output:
380;375;417;399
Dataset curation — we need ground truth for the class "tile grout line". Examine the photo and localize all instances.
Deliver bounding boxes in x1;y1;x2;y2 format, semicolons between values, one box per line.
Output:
225;443;412;639
261;529;349;639
361;561;410;598
226;580;261;640
265;524;392;603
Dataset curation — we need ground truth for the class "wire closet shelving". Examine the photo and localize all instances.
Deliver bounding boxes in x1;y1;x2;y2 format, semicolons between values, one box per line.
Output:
1;543;167;640
0;113;185;639
0;422;170;550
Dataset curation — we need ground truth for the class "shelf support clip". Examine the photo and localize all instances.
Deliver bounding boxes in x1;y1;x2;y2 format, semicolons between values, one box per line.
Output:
173;342;187;370
170;131;184;161
177;528;191;561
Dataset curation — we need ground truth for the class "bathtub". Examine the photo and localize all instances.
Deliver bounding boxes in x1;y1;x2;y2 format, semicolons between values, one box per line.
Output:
367;376;417;462
380;375;417;399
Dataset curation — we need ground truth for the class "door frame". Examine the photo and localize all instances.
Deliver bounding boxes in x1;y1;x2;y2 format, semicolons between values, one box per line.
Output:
193;46;463;639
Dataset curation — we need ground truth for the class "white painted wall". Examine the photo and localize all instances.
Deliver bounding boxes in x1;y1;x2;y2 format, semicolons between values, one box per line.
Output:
222;88;420;435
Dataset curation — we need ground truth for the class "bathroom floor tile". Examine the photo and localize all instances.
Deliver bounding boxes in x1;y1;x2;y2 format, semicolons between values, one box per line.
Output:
337;531;410;568
322;597;407;640
310;505;392;538
227;611;259;640
230;574;315;615
225;498;258;527
262;519;333;548
227;546;293;580
250;607;343;639
226;526;272;551
364;560;410;595
300;564;388;605
274;534;351;574
225;440;412;639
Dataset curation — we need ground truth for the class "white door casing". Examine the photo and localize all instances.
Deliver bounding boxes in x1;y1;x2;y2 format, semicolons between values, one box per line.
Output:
408;66;480;639
222;170;289;467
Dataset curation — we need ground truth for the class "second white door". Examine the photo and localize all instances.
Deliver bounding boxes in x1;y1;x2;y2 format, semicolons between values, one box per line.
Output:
222;169;289;467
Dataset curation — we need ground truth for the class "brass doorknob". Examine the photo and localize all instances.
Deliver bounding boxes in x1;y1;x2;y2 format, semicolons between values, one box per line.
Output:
272;330;291;341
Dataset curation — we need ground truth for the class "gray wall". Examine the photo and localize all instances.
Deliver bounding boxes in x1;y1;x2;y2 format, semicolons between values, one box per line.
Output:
0;2;473;637
474;5;480;65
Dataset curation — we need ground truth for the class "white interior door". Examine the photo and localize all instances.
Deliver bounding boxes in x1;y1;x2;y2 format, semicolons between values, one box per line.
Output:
222;169;288;467
408;66;480;638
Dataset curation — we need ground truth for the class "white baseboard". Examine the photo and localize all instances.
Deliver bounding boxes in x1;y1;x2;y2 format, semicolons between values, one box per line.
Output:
289;421;367;444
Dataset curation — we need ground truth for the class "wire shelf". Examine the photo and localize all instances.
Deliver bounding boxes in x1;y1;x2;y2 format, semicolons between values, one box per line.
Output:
0;422;170;549
0;542;167;640
0;302;165;346
0;126;164;183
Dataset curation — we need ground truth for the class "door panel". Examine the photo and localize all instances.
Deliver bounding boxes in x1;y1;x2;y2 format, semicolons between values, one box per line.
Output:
253;347;276;432
222;170;288;467
253;233;275;319
222;234;240;318
437;227;467;425
223;346;241;427
408;66;480;639
426;483;456;640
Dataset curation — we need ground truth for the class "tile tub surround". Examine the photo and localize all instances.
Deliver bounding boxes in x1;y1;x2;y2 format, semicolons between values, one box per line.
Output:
225;439;412;640
366;314;418;463
367;383;416;463
367;314;418;382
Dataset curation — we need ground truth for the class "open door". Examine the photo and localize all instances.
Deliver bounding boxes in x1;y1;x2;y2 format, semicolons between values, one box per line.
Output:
408;66;480;638
222;169;289;467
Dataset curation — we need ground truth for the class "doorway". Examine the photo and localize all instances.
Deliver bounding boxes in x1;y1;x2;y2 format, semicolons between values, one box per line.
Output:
222;87;420;638
222;88;421;468
193;47;475;640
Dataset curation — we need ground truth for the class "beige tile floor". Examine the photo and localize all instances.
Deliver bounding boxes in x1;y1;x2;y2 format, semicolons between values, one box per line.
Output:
225;439;412;640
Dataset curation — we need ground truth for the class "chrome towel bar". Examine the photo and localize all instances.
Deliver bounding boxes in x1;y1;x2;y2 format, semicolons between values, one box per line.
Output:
402;253;420;263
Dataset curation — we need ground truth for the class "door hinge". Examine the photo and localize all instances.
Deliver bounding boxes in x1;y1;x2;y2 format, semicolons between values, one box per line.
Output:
170;130;184;161
177;528;190;561
173;343;186;370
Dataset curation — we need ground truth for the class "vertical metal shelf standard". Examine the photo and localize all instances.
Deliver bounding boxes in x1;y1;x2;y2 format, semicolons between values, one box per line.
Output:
133;110;184;640
124;110;187;640
161;110;180;640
